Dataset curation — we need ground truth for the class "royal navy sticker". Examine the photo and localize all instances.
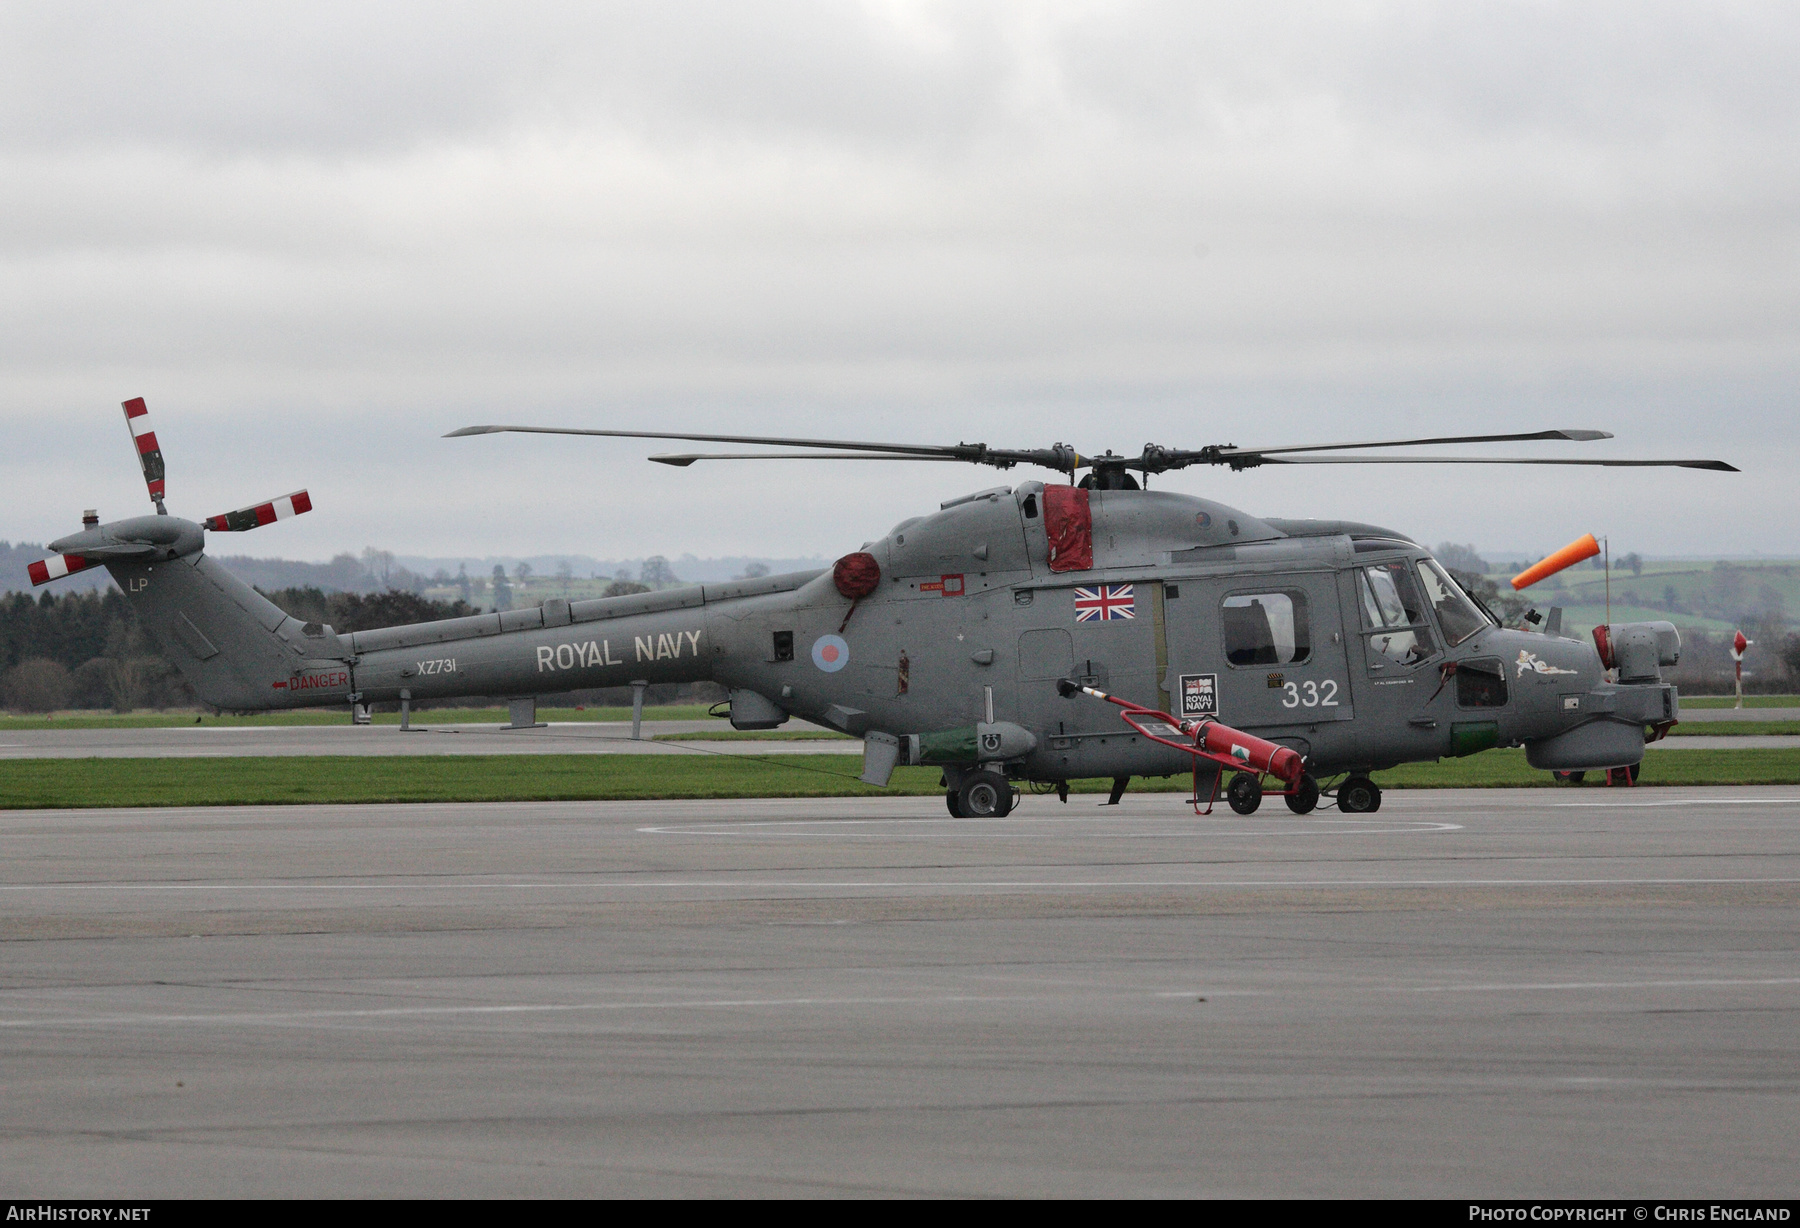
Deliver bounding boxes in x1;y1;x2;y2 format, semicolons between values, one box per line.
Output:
1178;672;1218;717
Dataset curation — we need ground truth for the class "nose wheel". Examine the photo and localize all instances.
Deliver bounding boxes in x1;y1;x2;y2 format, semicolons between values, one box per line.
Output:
1336;776;1382;813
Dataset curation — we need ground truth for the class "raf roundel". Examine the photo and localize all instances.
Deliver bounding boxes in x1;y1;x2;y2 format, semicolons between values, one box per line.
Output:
811;634;850;673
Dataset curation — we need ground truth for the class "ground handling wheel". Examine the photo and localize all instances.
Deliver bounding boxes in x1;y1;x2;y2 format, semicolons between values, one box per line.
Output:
957;771;1015;818
1338;776;1382;813
1285;774;1320;815
1226;773;1263;815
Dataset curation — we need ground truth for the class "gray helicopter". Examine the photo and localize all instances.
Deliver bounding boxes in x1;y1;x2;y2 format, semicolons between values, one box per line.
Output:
32;400;1735;817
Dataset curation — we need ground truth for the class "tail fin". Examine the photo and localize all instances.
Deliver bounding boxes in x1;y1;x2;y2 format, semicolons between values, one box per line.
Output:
108;553;353;711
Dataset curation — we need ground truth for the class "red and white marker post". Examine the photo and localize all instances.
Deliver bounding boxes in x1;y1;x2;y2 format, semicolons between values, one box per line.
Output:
1730;629;1752;710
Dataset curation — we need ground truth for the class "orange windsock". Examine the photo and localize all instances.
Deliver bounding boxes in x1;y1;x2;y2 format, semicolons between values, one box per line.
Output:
1511;534;1600;590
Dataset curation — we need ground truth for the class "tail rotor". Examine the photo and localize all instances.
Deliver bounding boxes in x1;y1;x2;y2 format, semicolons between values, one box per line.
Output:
28;398;314;586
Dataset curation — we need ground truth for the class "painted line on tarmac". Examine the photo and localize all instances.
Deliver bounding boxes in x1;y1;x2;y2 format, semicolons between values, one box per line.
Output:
0;992;1039;1031
3;875;1798;894
1555;798;1800;807
1154;975;1800;998
12;976;1800;1033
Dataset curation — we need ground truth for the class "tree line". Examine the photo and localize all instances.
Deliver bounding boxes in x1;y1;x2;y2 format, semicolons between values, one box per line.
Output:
0;586;479;714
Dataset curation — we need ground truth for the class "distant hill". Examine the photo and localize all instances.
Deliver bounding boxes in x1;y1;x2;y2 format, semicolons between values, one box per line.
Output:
2;542;827;598
0;541;115;595
390;554;829;584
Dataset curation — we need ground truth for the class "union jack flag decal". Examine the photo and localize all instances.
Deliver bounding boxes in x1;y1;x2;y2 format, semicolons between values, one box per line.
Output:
1074;584;1136;621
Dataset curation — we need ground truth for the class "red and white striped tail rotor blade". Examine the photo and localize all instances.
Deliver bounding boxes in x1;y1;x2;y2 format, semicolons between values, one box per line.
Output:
205;490;312;532
28;554;97;586
121;397;167;505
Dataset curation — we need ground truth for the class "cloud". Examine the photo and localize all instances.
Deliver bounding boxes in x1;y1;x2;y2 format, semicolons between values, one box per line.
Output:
0;1;1794;560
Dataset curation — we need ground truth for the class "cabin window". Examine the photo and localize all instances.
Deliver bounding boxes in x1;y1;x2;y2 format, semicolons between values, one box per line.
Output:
1358;563;1438;667
1416;559;1490;647
1222;592;1311;666
1021;493;1038;519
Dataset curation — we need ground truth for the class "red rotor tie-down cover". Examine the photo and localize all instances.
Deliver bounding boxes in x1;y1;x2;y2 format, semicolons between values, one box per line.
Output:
833;551;881;599
1042;484;1093;572
1591;623;1614;669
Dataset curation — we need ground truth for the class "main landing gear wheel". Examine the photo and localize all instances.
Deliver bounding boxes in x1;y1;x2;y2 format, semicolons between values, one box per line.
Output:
1226;773;1263;815
945;791;964;818
1338;776;1382;813
1285;774;1320;815
1553;770;1587;785
957;771;1015;818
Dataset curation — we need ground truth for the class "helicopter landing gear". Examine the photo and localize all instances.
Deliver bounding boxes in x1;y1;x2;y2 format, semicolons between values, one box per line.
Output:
1226;773;1263;815
1337;776;1382;813
1285;774;1320;815
956;770;1015;818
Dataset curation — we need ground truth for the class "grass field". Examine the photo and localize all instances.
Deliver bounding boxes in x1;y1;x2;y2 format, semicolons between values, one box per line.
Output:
1669;722;1800;735
1679;695;1800;709
4;748;1799;809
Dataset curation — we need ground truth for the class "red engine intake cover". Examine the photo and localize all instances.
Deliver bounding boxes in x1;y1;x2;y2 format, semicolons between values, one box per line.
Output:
1592;624;1614;669
833;551;881;599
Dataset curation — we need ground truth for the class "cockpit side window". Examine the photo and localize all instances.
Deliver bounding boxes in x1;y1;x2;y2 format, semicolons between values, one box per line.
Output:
1358;563;1438;667
1416;559;1490;647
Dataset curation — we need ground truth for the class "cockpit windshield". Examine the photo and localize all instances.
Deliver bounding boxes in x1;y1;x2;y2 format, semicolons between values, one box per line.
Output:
1415;558;1490;647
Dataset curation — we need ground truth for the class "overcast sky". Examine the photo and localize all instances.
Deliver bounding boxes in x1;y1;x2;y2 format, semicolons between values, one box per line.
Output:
2;1;1794;564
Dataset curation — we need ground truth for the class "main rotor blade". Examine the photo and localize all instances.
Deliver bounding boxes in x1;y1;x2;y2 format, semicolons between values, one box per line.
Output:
1252;456;1738;471
121;397;167;507
649;452;962;467
1213;429;1613;460
448;424;981;460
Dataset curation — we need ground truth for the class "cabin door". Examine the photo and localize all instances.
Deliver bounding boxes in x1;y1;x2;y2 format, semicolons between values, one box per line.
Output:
1160;571;1355;730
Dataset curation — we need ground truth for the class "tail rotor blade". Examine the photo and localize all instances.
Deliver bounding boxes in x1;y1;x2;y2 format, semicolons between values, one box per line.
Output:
121;397;167;508
204;490;313;532
28;554;97;586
